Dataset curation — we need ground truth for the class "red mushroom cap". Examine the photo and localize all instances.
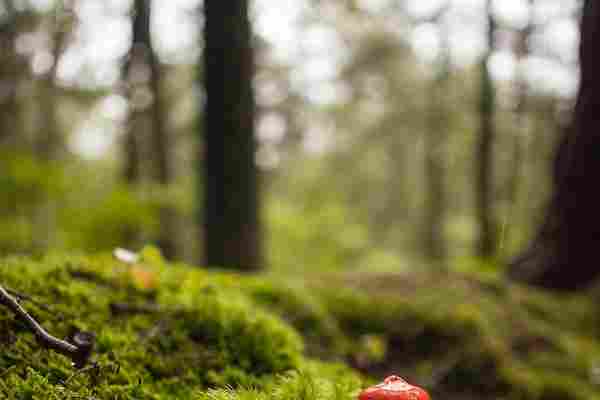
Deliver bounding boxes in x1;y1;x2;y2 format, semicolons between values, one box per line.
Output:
359;375;431;400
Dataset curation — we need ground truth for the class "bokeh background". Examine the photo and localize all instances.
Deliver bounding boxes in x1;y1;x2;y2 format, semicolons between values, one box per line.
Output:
7;2;600;399
0;0;579;272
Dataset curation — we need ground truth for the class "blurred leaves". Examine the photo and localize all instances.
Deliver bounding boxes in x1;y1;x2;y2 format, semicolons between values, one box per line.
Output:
0;151;169;255
0;0;571;272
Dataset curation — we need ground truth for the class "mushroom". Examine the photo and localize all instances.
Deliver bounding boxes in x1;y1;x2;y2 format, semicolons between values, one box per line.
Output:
359;375;431;400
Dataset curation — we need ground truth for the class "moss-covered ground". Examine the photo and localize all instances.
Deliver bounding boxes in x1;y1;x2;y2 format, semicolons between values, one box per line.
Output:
0;249;364;400
312;271;600;400
1;249;600;399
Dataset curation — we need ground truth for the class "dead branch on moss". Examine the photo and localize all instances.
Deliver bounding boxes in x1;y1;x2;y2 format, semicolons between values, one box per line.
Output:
0;285;94;368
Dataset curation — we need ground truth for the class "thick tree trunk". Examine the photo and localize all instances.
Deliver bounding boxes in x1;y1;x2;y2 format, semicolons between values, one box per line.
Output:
475;0;498;259
203;0;262;270
508;0;600;290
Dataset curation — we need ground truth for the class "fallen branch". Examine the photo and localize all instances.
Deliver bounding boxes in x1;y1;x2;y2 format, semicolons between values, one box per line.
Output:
0;284;94;368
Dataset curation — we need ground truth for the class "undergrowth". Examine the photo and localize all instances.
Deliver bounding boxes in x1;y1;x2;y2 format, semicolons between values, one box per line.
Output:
1;249;600;399
0;249;360;399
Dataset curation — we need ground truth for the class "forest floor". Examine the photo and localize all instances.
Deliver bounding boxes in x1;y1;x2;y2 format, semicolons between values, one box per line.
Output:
0;248;599;399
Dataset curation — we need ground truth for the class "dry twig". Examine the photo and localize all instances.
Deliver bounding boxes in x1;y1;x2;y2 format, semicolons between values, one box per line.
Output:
0;284;94;368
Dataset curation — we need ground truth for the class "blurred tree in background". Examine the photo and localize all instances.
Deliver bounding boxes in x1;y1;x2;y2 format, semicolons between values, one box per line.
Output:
0;1;32;149
423;2;450;267
509;0;600;290
0;0;583;282
475;0;498;260
203;0;261;271
125;0;177;259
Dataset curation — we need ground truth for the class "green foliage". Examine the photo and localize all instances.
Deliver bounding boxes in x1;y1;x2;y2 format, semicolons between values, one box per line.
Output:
266;195;371;273
61;185;160;252
0;152;164;255
0;153;67;212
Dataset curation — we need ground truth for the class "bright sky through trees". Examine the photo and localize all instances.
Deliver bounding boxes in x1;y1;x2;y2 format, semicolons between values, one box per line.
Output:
19;0;579;157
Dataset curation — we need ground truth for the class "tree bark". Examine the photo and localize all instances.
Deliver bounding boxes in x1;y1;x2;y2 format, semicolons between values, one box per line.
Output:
475;0;498;259
123;0;151;184
143;1;177;260
31;12;69;250
0;1;23;148
203;0;262;270
508;0;600;290
36;17;66;161
502;0;534;257
423;22;450;266
125;0;177;259
123;119;142;184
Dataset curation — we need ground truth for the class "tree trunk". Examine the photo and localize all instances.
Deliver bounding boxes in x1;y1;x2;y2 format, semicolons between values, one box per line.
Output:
143;1;177;260
502;0;534;257
125;0;177;259
32;11;69;251
203;0;262;271
123;0;151;184
122;0;148;252
0;1;24;148
36;18;65;161
423;22;450;266
508;0;600;290
475;0;498;259
148;58;177;260
123;119;142;184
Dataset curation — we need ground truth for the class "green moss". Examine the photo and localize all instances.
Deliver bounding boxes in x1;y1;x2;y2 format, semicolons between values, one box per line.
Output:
0;252;360;399
2;251;600;399
227;277;350;359
311;271;600;400
195;362;362;400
